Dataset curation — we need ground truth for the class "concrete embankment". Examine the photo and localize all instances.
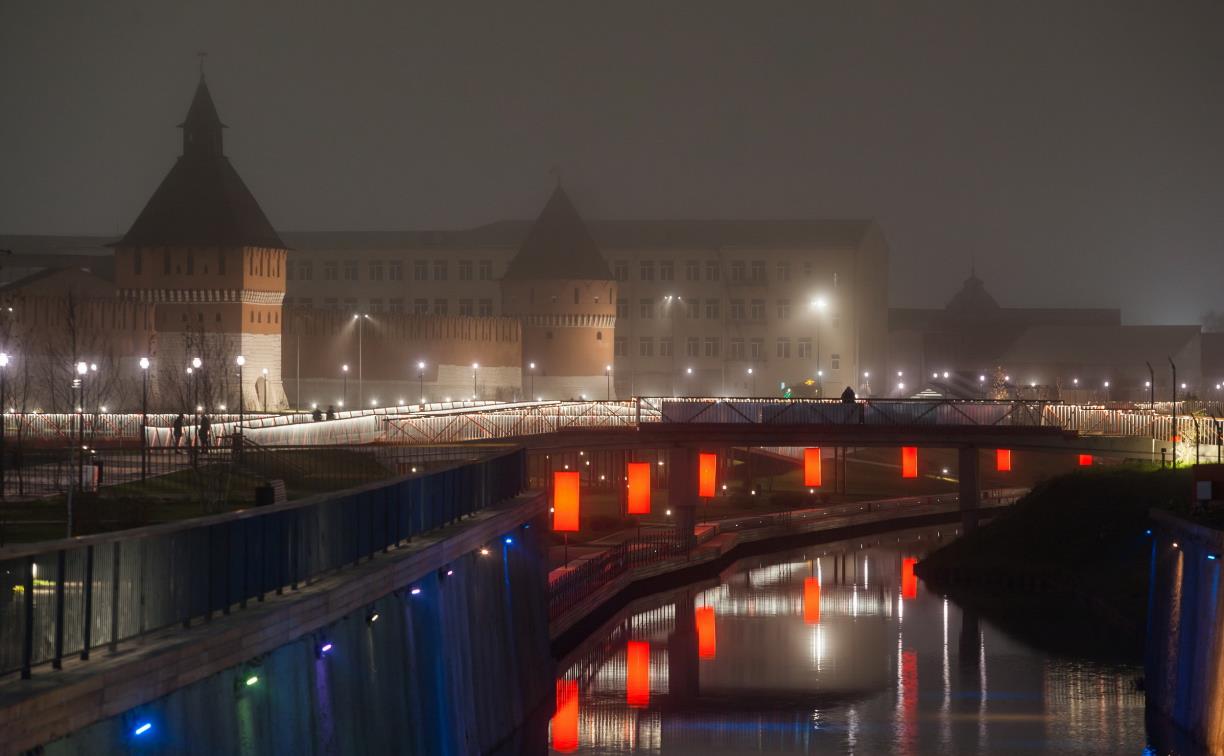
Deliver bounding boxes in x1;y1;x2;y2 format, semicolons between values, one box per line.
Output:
1;492;550;756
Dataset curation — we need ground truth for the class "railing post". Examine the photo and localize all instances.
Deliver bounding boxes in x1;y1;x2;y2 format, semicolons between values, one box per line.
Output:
110;542;122;649
80;545;94;660
21;555;34;679
52;549;66;670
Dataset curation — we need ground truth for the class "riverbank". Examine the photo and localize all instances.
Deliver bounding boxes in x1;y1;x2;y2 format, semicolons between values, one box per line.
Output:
916;465;1191;662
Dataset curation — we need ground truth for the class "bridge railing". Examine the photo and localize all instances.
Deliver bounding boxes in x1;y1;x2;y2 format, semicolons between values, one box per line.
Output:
383;400;644;444
643;398;1054;426
0;448;525;679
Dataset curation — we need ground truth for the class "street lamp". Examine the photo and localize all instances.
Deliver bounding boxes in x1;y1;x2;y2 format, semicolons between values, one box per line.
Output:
528;361;536;401
261;367;269;412
747;366;755;396
605;364;612;400
472;362;480;399
352;313;369;407
417;361;426;403
0;352;8;499
235;356;245;445
341;364;349;407
810;296;828;395
139;357;149;483
76;361;88;493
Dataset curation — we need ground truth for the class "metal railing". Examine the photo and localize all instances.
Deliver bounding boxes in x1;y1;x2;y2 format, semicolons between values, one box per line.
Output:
0;448;525;679
548;488;1027;622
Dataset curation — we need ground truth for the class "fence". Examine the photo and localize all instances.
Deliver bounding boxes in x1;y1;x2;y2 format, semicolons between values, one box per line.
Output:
0;448;525;679
547;488;1027;622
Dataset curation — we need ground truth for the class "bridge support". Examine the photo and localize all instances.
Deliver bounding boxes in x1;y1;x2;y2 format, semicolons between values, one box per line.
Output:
958;445;981;533
668;589;700;699
669;447;698;549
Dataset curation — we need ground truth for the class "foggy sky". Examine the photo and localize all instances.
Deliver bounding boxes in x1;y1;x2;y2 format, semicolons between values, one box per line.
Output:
2;1;1221;324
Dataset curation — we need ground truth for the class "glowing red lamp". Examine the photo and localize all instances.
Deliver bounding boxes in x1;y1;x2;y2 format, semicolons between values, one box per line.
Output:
1078;454;1093;467
901;557;918;600
627;462;651;515
695;606;717;660
553;471;580;532
902;446;919;479
804;447;822;487
996;449;1012;472
552;679;579;753
698;452;717;498
803;577;821;624
626;641;650;708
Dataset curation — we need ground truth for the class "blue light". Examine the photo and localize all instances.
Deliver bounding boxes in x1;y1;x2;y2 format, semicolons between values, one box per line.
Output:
1209;555;1219;561
410;587;421;595
134;722;152;737
320;642;333;654
1145;529;1152;536
504;537;513;544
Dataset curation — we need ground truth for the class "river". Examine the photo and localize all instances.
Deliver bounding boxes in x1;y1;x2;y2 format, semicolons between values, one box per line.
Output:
548;525;1149;755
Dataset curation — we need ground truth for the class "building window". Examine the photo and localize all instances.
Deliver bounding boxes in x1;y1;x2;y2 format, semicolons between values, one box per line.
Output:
729;261;745;282
343;260;358;281
186;252;195;275
298;261;312;280
298;297;313;309
750;299;765;321
686;299;700;319
164;250;171;275
433;299;448;315
616;298;629;318
639;337;654;357
750;260;766;283
414;260;428;281
776;262;790;280
639;299;654;319
686;337;700;357
729;299;745;320
433;260;447;281
133;250;142;275
776;337;791;359
369;261;384;281
685;260;700;281
750;338;765;360
478;298;493;316
478;260;493;280
614;261;628;281
459;299;474;316
459;260;474;281
798;338;812;359
614;337;628;357
389;298;404;314
323;261;337;280
323;297;338;310
777;299;791;320
660;261;674;281
596;331;603;340
369;298;384;313
703;337;720;358
574;288;580;305
660;336;673;357
414;298;429;315
831;353;841;370
729;338;745;360
803;261;814;277
704;299;720;320
640;261;655;281
342;297;357;313
389;260;403;281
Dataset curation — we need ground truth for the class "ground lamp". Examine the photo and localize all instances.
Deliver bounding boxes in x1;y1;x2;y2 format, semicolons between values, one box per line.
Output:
552;679;579;752
901;446;919;479
698;452;717;498
804;447;822;488
626;461;651;538
996;449;1012;472
1078;454;1093;467
553;470;580;564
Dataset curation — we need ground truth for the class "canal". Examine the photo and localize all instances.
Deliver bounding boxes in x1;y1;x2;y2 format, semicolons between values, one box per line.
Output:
548;526;1147;754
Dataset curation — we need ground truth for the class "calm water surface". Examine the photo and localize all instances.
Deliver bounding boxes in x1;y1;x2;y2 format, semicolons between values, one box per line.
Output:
549;527;1147;755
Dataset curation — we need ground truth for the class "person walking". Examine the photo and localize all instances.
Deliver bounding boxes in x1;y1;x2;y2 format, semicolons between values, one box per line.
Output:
172;413;185;454
326;404;336;421
312;406;323;422
199;414;212;450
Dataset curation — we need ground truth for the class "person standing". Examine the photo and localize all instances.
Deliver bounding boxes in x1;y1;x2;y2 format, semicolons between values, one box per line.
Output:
172;413;185;454
199;414;212;449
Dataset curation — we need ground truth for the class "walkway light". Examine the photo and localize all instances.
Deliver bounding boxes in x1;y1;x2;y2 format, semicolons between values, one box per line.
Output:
133;722;153;737
235;355;245;366
1078;454;1093;466
902;447;919;478
139;357;150;370
245;675;259;687
76;361;88;376
627;463;651;515
191;357;201;369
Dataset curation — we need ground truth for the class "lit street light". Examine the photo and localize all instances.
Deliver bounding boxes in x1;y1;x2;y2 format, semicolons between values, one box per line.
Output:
417;361;426;403
527;361;536;401
472;362;479;399
605;364;612;400
341;364;349;407
0;352;8;498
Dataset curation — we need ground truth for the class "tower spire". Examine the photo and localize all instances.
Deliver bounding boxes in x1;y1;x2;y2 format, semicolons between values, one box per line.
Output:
179;68;226;157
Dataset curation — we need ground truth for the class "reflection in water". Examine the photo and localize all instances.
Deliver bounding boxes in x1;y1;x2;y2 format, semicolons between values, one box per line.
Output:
550;527;1147;754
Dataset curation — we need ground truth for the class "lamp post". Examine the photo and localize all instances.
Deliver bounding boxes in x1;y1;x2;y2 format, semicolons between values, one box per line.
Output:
472;362;479;399
0;353;8;499
353;313;368;407
261;367;269;412
528;362;536;401
605;364;612;400
139;357;149;483
1170;357;1178;467
341;364;349;408
747;366;755;396
810;297;828;396
235;355;245;443
75;361;87;493
417;361;426;403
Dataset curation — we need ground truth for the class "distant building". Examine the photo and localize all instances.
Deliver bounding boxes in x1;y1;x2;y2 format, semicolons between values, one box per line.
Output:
890;271;1204;401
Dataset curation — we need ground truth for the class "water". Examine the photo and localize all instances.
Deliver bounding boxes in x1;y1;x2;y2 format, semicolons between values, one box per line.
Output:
549;527;1148;755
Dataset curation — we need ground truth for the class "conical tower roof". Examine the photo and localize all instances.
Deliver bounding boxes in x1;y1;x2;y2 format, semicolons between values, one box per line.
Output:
115;76;285;249
503;186;611;280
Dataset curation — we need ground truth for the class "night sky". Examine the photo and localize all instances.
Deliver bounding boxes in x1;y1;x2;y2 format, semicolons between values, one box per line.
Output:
2;2;1221;323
